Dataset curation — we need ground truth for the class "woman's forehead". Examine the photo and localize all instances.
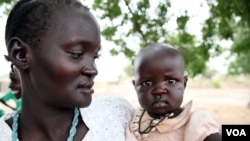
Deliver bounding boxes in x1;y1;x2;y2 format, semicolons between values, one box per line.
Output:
40;7;100;45
51;7;96;28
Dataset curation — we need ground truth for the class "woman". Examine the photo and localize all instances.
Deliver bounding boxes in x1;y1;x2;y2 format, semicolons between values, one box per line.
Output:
0;0;134;140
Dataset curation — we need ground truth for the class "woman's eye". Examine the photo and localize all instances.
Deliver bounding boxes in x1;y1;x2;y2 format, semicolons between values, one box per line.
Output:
67;51;84;59
142;80;152;86
167;79;176;85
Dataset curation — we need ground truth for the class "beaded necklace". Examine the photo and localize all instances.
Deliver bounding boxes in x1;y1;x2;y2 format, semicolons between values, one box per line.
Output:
130;108;174;140
11;107;79;141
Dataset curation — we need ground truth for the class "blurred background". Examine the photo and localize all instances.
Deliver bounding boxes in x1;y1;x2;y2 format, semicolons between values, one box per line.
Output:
0;0;249;124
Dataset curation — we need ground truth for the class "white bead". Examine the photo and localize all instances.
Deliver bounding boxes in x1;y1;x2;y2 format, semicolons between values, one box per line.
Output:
135;131;140;136
134;116;140;121
169;112;174;117
151;127;156;131
131;124;139;130
153;120;159;124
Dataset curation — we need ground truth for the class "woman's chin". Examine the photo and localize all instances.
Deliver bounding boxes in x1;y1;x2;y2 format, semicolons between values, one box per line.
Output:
77;98;92;108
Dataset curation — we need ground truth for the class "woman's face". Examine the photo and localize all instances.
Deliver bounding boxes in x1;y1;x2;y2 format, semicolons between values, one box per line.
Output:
28;8;100;108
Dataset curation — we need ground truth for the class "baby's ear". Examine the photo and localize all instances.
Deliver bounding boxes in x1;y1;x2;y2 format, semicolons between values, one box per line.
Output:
132;80;135;86
7;37;29;70
4;55;10;61
184;75;188;88
132;80;137;91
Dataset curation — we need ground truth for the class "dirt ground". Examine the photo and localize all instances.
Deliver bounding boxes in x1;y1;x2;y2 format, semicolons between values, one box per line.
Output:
1;82;250;126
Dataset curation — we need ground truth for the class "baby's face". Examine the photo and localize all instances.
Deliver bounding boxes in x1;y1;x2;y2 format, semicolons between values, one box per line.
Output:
133;53;186;118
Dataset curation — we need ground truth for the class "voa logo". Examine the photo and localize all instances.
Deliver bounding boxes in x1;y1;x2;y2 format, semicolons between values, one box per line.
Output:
226;129;246;136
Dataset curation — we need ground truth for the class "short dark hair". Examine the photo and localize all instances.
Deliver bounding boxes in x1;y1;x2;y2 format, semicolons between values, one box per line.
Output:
135;43;184;63
5;0;89;51
133;43;185;72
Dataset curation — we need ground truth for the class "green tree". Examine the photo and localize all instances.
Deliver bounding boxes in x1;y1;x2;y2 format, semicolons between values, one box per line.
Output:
203;0;250;75
0;0;12;4
89;0;217;77
2;0;249;77
203;0;250;107
0;0;17;15
0;0;219;77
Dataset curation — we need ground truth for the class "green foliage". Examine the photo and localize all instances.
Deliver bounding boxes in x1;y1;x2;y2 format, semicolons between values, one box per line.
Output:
0;0;17;15
2;0;249;76
124;64;133;77
203;0;250;75
212;79;221;88
0;0;12;4
85;0;218;77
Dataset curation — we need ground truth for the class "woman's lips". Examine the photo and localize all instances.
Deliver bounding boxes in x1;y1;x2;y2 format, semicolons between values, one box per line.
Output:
77;82;94;95
78;88;94;95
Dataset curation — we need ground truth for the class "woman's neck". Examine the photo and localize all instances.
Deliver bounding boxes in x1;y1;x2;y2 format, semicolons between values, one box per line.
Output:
6;89;79;141
19;103;75;141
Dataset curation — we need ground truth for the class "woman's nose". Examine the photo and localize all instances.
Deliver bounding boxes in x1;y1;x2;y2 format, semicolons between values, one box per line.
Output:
81;61;98;78
84;67;98;78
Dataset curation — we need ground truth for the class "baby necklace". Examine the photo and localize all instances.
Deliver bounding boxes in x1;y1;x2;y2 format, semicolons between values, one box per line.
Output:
131;108;174;140
11;107;79;141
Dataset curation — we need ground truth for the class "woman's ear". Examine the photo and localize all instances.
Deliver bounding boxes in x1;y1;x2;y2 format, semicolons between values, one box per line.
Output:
7;37;29;70
184;75;188;88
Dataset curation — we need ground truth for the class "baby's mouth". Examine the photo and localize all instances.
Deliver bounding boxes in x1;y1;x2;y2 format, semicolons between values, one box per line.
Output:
152;100;168;108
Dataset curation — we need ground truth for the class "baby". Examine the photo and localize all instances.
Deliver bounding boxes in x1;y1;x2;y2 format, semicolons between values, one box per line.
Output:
126;43;221;141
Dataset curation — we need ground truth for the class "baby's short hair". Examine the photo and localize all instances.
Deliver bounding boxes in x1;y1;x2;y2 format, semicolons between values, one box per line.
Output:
134;43;184;64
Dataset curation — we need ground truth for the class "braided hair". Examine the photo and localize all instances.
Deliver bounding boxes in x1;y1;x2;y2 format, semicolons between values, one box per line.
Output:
5;0;89;51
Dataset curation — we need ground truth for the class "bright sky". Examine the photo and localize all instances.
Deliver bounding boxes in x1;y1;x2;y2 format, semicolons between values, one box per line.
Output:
0;16;9;77
0;0;229;80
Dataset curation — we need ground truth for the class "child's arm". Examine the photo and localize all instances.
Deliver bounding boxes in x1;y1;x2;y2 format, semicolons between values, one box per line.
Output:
203;132;221;141
0;99;15;110
0;90;16;110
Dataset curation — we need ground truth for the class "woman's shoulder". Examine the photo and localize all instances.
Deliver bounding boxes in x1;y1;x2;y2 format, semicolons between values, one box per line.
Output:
79;96;135;140
94;96;131;104
92;96;134;112
80;96;135;124
0;113;13;140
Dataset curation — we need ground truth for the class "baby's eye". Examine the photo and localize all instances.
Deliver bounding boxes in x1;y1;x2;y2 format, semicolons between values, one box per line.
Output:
142;80;152;86
67;51;84;59
166;79;176;85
